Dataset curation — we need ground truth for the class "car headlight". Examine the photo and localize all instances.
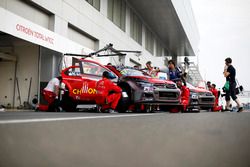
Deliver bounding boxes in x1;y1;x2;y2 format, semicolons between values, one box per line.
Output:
136;82;154;92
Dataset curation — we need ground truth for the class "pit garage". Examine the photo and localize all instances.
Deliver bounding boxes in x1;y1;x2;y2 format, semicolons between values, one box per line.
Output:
0;32;62;109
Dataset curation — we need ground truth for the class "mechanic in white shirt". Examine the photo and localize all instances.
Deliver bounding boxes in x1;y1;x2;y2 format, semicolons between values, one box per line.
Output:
43;76;62;112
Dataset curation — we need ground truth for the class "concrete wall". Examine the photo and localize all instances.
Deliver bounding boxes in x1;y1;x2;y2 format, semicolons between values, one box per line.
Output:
0;41;39;107
171;0;200;56
14;44;39;107
0;0;199;68
0;61;15;107
0;0;51;29
40;47;62;82
0;0;168;68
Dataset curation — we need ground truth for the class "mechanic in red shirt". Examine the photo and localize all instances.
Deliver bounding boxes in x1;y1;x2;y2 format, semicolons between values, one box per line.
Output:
96;71;122;113
210;84;219;105
176;79;190;112
210;84;222;111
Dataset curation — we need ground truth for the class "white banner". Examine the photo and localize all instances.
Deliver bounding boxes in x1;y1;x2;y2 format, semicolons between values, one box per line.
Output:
0;7;92;54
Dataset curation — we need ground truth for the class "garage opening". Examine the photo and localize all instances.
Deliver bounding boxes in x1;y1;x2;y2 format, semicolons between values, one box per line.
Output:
39;47;62;105
0;32;62;109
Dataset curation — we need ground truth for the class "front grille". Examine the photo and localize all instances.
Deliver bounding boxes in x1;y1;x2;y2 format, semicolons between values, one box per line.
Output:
154;83;176;89
166;84;176;89
159;92;178;99
200;97;214;102
199;92;213;96
190;99;199;105
144;93;154;98
154;83;165;89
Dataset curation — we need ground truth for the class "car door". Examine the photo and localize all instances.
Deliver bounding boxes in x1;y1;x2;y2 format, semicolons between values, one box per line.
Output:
79;60;118;102
62;66;84;101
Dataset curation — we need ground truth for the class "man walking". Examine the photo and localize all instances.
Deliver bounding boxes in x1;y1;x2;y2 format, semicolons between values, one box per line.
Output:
223;57;243;112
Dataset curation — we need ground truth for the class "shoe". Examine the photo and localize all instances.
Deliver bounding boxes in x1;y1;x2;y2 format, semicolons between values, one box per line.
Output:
58;107;65;112
223;108;233;112
108;109;118;113
237;107;243;112
0;107;5;112
126;110;133;113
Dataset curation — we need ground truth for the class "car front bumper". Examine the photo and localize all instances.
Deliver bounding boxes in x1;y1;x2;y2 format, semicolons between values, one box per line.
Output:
133;88;181;105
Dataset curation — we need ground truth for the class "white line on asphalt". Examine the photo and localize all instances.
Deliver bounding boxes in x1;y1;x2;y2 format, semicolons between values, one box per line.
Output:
0;113;160;124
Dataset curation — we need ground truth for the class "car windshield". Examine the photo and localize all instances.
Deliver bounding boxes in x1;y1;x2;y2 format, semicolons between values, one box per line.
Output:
120;68;150;77
186;82;196;89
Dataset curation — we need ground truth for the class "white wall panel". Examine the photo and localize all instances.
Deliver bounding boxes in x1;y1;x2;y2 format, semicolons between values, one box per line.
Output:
6;0;50;29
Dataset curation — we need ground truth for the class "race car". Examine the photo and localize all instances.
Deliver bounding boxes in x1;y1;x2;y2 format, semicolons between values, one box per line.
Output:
59;58;120;112
106;66;181;112
186;83;215;111
42;43;182;112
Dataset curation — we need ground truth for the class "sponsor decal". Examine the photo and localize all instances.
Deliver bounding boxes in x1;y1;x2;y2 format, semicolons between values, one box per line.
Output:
72;88;97;95
16;24;54;45
72;83;96;95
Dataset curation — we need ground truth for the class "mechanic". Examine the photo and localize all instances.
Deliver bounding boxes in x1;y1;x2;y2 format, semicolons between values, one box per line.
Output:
223;57;243;112
176;79;190;111
96;71;122;113
210;84;222;111
207;81;212;91
167;60;187;86
145;61;159;78
43;76;62;112
168;60;181;80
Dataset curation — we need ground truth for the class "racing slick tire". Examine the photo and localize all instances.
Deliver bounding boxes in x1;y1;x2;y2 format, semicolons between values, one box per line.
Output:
116;84;131;113
61;90;77;112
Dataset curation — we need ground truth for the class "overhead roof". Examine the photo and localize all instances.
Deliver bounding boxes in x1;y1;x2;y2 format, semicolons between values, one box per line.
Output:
127;0;196;56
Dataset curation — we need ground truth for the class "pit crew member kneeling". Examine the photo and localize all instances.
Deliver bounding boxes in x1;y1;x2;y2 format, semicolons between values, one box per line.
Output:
176;79;190;112
210;84;222;111
42;76;62;112
96;71;122;113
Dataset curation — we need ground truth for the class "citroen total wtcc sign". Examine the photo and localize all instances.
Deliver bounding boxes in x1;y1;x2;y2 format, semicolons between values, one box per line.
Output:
0;7;92;54
16;24;54;45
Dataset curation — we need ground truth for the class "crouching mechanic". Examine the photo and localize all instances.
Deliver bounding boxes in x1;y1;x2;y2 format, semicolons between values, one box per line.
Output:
210;84;222;111
176;79;190;112
43;76;62;112
96;71;122;113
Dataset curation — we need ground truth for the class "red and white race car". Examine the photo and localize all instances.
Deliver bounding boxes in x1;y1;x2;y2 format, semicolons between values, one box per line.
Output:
186;83;217;111
106;66;181;112
41;44;183;112
59;58;119;112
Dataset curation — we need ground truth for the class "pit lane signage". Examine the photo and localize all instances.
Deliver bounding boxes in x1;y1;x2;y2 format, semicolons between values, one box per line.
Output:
0;7;92;54
16;24;54;45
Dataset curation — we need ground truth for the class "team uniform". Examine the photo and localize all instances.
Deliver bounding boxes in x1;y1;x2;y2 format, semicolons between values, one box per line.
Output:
96;78;122;111
180;85;190;111
43;78;60;111
210;87;222;111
